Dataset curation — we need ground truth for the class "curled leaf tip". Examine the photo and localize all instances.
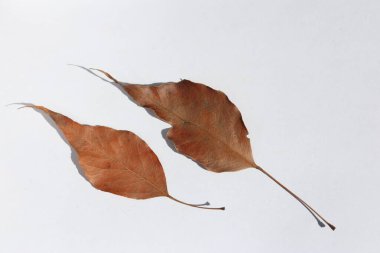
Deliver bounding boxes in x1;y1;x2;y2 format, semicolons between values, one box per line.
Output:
19;104;44;111
5;103;20;108
7;102;38;110
67;63;88;71
89;68;119;83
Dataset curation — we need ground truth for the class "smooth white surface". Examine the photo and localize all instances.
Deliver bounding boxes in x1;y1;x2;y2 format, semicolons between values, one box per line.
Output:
1;0;380;252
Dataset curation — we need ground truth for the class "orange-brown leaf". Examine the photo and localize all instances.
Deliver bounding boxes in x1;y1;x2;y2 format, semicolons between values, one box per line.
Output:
123;80;256;173
33;105;168;199
27;105;224;210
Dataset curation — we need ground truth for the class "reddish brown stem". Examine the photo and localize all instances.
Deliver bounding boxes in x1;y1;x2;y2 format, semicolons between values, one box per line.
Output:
168;195;225;211
255;165;335;230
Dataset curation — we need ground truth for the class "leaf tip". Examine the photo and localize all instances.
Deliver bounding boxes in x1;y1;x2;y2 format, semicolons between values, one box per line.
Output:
89;68;119;83
6;102;37;110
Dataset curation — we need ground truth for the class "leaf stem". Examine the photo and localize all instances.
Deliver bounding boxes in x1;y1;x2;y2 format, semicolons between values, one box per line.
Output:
168;195;225;211
255;165;335;230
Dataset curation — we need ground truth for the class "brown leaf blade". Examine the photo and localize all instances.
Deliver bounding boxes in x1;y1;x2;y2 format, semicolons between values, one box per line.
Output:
26;105;224;210
33;105;168;199
88;68;254;172
124;80;256;173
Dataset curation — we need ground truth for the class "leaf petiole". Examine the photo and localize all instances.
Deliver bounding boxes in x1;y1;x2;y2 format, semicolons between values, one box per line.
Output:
255;165;335;230
168;195;225;211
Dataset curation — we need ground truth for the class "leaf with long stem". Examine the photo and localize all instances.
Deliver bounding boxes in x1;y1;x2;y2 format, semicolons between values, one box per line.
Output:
90;68;335;230
25;105;224;211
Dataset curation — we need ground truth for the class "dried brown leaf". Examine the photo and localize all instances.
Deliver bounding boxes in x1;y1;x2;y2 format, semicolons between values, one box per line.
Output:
91;69;335;230
26;105;224;210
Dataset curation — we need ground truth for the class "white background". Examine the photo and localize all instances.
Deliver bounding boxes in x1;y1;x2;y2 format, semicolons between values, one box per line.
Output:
1;0;379;252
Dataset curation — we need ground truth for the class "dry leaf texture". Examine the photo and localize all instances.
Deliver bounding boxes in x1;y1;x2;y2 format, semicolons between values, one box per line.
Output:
27;105;224;210
33;106;168;199
123;80;257;172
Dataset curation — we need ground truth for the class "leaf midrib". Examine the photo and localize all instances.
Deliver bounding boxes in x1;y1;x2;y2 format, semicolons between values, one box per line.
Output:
142;96;254;167
82;146;168;197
